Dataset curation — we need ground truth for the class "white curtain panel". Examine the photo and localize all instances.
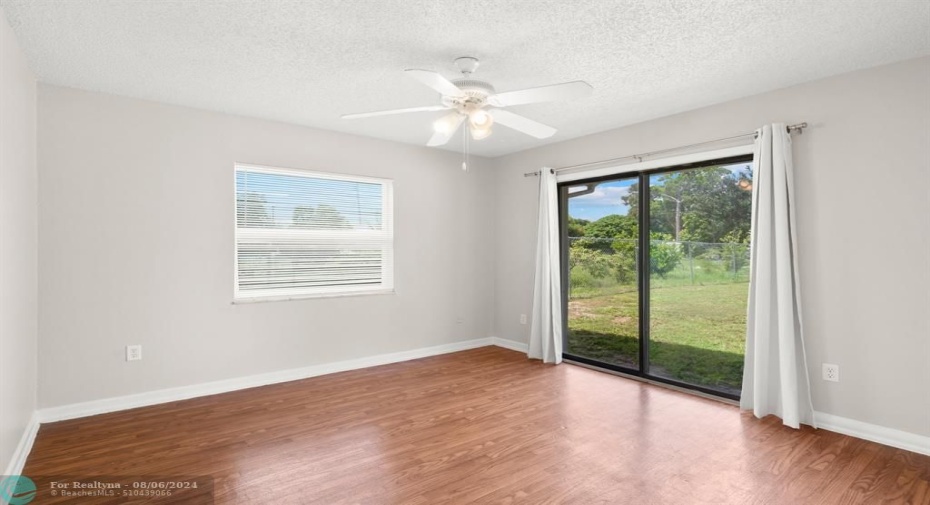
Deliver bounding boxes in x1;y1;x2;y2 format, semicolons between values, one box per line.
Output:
529;168;563;364
741;123;816;429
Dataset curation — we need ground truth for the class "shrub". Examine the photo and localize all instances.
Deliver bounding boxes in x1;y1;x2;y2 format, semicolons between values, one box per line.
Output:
650;236;682;278
569;267;597;289
570;244;638;286
569;246;614;279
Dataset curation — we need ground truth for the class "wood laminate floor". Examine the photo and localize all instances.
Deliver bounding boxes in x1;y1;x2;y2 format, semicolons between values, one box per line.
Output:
23;347;930;504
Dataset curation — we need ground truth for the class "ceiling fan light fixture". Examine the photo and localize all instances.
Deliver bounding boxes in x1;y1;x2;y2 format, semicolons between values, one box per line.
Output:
470;125;492;140
468;109;493;128
433;113;462;134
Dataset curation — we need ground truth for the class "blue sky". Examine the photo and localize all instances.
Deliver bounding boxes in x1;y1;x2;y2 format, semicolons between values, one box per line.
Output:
567;162;752;222
568;178;635;221
236;170;382;228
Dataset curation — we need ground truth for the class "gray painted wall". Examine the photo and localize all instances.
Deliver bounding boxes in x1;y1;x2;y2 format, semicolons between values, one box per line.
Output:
0;9;38;471
37;86;495;408
490;56;930;436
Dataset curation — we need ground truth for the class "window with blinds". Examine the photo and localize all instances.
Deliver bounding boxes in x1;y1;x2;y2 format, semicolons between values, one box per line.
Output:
234;164;394;301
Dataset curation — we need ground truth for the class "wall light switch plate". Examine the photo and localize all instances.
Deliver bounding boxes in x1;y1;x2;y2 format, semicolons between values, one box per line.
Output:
126;345;142;361
520;314;528;325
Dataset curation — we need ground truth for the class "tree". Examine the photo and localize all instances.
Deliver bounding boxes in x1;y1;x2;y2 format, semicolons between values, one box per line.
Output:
237;192;271;227
577;214;637;251
623;165;753;245
566;217;589;238
292;204;352;229
585;214;636;239
567;214;638;284
292;206;315;227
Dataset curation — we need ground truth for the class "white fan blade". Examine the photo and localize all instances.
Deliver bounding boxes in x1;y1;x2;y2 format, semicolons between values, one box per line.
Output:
427;113;465;146
488;81;592;107
342;105;450;119
405;69;466;97
490;109;557;139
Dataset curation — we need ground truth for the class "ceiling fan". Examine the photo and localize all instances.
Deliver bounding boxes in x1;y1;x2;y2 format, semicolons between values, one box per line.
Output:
342;57;593;147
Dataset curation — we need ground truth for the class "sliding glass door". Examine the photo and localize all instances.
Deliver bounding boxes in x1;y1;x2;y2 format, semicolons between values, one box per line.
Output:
560;156;753;399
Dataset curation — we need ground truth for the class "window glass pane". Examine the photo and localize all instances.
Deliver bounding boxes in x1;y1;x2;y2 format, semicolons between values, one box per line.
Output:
647;162;752;396
564;177;641;369
236;171;383;230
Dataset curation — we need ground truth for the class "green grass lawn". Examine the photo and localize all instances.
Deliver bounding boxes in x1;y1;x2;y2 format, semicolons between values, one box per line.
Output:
567;281;748;395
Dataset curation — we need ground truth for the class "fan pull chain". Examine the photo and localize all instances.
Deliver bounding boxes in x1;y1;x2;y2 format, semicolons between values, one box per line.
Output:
462;117;469;171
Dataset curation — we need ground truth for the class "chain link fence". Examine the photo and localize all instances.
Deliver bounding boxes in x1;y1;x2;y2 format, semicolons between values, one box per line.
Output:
568;237;751;296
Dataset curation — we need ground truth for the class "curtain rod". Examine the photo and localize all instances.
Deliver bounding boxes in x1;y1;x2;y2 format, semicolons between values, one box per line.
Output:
523;122;807;177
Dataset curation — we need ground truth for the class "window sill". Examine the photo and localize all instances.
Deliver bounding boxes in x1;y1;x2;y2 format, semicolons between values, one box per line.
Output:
232;289;395;304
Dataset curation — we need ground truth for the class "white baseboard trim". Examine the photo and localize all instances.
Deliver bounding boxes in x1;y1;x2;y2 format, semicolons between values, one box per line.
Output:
26;338;930;461
815;411;930;456
490;336;528;353
3;412;40;476
38;337;494;423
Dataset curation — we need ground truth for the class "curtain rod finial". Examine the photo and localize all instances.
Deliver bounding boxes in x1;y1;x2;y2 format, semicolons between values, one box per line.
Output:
788;122;808;134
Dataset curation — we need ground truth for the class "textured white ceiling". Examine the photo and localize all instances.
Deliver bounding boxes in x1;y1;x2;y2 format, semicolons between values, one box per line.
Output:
2;0;929;157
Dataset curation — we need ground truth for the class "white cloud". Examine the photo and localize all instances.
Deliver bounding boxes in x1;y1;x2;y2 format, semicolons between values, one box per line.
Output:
569;184;632;220
570;185;630;207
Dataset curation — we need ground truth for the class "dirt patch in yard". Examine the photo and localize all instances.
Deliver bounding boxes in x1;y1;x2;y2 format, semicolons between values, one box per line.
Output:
568;300;597;319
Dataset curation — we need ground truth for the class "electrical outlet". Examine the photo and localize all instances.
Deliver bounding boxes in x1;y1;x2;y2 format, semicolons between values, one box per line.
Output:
520;314;527;325
126;345;142;362
456;316;463;324
822;363;839;382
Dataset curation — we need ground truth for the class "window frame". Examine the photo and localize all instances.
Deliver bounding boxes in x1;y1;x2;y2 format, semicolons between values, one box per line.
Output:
233;163;395;303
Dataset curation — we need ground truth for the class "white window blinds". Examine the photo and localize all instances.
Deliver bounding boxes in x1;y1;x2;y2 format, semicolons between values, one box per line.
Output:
234;164;394;301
